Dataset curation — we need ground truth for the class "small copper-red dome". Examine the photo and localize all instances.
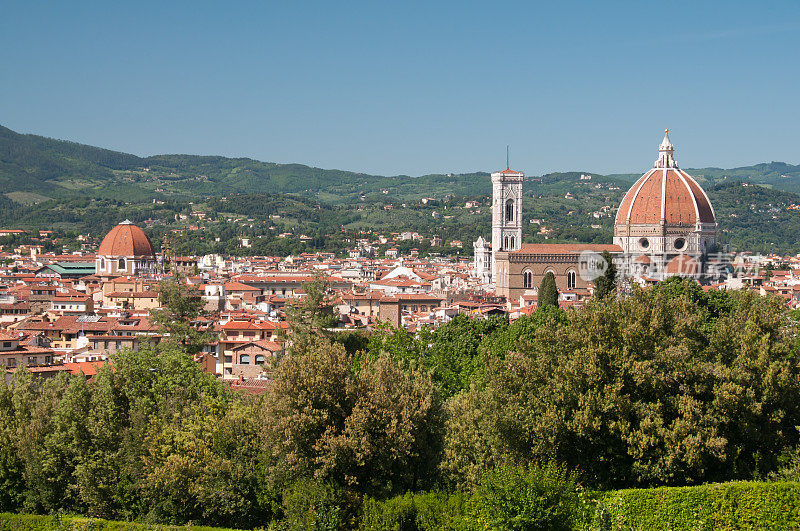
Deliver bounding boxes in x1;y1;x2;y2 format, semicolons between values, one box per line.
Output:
98;221;155;257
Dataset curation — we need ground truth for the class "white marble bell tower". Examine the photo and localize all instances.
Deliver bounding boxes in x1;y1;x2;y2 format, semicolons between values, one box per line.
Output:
491;156;524;281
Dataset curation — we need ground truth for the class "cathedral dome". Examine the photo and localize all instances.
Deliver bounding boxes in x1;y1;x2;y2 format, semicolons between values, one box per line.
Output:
98;220;155;257
615;130;716;226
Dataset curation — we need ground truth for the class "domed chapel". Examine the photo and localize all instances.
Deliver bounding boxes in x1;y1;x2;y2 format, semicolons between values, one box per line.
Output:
95;220;157;278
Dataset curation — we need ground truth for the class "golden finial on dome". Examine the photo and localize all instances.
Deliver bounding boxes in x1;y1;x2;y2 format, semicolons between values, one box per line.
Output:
665;128;669;135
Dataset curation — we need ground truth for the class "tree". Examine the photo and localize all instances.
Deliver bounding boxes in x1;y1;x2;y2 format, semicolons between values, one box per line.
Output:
263;340;443;497
0;379;23;511
150;276;216;356
444;284;800;489
592;250;617;299
284;274;339;350
538;271;558;308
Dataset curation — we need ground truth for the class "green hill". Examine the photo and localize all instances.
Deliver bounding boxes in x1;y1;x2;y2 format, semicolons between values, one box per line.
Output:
4;124;800;255
3;123;800;203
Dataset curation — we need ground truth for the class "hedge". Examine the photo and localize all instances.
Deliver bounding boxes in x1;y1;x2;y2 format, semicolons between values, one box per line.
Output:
591;481;800;530
363;481;800;530
0;513;236;531
5;481;800;530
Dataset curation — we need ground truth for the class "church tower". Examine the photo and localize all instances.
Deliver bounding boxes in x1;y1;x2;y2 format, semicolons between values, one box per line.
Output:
491;154;524;281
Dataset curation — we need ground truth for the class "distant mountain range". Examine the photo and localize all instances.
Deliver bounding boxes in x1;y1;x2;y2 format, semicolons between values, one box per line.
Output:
2;124;800;205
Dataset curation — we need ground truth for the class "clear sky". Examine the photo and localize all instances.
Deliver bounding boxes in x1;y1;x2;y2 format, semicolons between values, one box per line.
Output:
1;1;798;176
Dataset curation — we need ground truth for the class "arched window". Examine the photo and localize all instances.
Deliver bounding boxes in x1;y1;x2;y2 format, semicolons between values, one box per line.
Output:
118;258;125;270
523;269;533;289
505;199;514;222
503;236;509;250
255;354;265;365
99;258;105;271
567;270;577;290
240;354;250;364
509;236;515;250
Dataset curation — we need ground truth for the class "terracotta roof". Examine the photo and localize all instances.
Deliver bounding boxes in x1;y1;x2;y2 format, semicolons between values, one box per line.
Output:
98;222;155;257
63;361;107;376
513;244;622;254
220;320;288;331
224;282;261;291
666;254;699;275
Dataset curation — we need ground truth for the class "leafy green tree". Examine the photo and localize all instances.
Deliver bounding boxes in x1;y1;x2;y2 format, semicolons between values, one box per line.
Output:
592;250;617;299
150;277;216;356
538;271;558;308
284;274;339;350
264;340;443;497
0;379;24;511
445;284;800;489
416;315;507;398
141;397;270;527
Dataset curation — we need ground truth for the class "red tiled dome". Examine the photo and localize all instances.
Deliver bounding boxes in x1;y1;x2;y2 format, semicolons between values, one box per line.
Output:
615;167;716;225
616;131;716;226
98;221;155;257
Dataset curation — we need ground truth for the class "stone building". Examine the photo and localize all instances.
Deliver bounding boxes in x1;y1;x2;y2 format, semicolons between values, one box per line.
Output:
495;243;622;303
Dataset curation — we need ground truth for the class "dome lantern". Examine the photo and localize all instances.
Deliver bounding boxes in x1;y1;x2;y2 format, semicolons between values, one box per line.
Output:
655;128;677;169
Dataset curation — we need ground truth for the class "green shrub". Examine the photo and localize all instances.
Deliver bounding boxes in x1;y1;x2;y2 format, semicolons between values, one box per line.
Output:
276;479;360;530
469;462;581;531
361;491;469;530
590;481;800;530
0;513;237;531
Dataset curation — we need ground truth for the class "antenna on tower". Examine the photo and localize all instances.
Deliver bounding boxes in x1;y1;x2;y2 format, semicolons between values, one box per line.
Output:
506;145;509;170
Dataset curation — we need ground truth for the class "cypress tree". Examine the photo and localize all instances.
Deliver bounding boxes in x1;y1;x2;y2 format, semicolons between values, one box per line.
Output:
593;250;617;299
538;271;558;308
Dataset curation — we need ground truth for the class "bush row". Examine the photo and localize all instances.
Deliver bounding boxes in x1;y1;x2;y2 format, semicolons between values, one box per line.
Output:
0;513;235;531
4;480;800;530
360;480;800;531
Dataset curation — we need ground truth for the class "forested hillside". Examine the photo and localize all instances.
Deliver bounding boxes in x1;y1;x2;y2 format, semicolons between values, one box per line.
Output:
3;124;800;255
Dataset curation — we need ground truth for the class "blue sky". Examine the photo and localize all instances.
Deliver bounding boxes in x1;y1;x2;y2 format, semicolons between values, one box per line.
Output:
1;1;798;176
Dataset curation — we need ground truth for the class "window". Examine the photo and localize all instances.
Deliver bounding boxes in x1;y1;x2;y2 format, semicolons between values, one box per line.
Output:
567;270;577;290
224;355;233;363
505;199;514;222
255;354;265;365
99;258;105;270
118;258;125;270
509;236;515;250
674;237;686;251
27;356;37;366
2;342;11;348
6;358;16;367
523;270;533;289
240;354;250;364
639;238;650;250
